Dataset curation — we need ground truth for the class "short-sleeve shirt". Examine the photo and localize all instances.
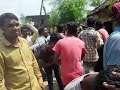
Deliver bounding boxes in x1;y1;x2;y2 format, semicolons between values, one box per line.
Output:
79;27;103;62
103;27;120;69
52;36;86;85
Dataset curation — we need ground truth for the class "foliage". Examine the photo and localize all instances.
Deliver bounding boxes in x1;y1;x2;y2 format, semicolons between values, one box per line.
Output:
90;0;105;7
48;9;59;27
20;14;31;26
48;0;86;26
58;0;86;24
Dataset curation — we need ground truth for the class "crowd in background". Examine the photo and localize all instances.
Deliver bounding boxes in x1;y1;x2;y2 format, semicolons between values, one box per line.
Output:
0;1;120;90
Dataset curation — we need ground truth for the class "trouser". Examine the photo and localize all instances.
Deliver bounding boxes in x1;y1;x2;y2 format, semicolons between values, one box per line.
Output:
44;64;64;90
83;61;96;74
40;68;47;81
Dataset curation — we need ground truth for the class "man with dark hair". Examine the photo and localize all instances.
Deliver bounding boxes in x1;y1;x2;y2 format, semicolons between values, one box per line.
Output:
103;2;120;70
65;65;120;90
0;13;44;90
53;21;87;85
38;33;64;90
21;23;38;47
32;27;50;50
79;18;103;73
94;65;120;90
57;25;65;38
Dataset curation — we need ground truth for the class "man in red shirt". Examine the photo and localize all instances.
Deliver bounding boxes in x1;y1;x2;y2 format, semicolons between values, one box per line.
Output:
53;21;87;85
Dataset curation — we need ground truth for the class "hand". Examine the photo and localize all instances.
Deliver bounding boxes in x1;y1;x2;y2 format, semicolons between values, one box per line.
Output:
26;22;30;26
103;71;120;90
112;72;120;77
40;83;46;90
103;82;117;90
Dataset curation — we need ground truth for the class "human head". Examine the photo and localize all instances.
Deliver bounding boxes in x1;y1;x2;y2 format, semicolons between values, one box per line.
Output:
87;18;95;27
0;13;20;39
67;21;77;36
103;21;113;35
21;25;30;38
95;21;103;30
38;27;49;38
112;2;120;25
77;24;82;36
49;33;62;49
94;65;120;90
57;24;64;33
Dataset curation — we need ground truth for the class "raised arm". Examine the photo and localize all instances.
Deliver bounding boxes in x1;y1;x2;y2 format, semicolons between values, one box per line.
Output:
26;23;38;43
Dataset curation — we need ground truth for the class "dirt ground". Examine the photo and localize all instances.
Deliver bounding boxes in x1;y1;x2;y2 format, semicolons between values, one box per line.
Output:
44;78;59;90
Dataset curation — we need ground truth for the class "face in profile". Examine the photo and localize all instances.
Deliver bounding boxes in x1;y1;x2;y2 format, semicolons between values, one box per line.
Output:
3;19;20;38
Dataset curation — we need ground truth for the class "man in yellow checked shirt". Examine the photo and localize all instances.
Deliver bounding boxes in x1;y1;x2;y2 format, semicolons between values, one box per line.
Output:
0;13;45;90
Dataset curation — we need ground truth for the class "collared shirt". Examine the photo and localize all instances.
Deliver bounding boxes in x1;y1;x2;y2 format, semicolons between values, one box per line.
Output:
79;27;103;62
0;37;43;90
26;35;34;47
103;27;120;69
31;35;50;50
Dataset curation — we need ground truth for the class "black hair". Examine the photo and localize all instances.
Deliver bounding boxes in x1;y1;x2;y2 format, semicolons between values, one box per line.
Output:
0;13;18;29
95;21;103;29
38;27;44;35
49;33;63;44
103;21;113;35
67;21;77;35
21;25;30;31
57;24;64;33
94;65;120;90
87;18;95;27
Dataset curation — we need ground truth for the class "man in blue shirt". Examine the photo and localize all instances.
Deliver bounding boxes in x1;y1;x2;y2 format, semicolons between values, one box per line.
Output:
103;2;120;69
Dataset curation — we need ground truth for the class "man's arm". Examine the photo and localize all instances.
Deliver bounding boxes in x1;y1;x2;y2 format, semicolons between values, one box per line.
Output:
53;53;60;65
52;41;61;65
95;31;104;47
0;52;6;90
26;23;38;43
31;51;45;89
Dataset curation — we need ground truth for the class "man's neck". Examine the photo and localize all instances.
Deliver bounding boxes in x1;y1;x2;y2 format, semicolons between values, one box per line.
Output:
67;33;76;37
4;36;19;46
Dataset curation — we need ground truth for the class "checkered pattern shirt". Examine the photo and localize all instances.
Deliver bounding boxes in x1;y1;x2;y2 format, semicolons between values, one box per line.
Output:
79;27;103;62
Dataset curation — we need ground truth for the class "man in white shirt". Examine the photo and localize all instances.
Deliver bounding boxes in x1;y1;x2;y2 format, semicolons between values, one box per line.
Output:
64;72;97;90
21;23;38;47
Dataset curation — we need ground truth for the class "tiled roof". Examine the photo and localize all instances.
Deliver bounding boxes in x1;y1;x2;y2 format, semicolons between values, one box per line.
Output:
88;0;118;16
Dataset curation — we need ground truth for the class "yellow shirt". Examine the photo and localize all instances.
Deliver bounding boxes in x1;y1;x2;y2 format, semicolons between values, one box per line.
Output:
0;37;43;90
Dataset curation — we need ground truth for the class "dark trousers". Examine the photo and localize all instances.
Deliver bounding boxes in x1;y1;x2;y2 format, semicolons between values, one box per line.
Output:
44;64;64;90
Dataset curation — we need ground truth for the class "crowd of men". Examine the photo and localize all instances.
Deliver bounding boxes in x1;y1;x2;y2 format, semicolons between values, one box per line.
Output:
0;1;120;90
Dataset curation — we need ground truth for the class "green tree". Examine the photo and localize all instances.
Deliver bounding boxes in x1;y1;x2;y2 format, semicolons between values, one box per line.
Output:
47;0;86;26
48;9;59;27
90;0;105;7
20;14;31;26
58;0;86;24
